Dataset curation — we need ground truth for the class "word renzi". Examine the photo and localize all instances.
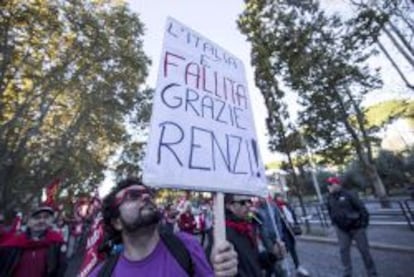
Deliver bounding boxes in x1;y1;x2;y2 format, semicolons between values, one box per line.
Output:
155;47;261;178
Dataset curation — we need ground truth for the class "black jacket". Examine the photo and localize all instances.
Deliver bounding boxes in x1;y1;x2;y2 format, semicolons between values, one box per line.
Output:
327;189;369;231
225;210;262;277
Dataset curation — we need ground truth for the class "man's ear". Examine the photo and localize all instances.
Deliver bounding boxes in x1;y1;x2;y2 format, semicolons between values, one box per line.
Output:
111;217;122;231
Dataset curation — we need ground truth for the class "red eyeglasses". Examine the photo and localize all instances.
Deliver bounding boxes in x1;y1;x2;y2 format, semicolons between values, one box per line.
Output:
113;187;154;207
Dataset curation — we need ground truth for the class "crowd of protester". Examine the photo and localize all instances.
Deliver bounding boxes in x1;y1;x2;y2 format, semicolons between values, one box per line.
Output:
0;176;379;277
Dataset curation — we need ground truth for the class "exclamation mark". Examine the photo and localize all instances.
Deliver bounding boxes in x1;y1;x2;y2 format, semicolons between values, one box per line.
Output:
251;139;261;178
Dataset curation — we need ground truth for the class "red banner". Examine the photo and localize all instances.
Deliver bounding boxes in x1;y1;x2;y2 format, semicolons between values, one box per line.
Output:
45;178;60;207
78;213;105;277
4;213;22;238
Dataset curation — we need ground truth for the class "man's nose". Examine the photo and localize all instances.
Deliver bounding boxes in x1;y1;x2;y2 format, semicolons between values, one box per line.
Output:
39;216;49;222
141;193;152;201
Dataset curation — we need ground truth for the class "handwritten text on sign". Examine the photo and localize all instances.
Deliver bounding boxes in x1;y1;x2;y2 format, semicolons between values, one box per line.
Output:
143;17;266;196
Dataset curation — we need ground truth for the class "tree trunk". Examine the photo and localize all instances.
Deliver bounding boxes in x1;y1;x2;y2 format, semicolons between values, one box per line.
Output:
345;89;374;164
0;171;6;212
364;162;390;207
0;163;13;214
331;89;389;207
285;149;310;233
295;188;310;233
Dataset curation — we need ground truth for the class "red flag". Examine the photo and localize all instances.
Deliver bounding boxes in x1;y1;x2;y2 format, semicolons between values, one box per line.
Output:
267;193;273;201
0;214;22;244
45;178;60;207
6;213;22;237
78;213;105;277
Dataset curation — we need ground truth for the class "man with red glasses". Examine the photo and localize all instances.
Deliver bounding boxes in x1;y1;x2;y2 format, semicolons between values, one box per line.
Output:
89;178;238;277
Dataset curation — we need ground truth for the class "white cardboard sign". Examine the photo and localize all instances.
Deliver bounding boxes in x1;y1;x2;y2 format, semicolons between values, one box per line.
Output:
143;17;267;196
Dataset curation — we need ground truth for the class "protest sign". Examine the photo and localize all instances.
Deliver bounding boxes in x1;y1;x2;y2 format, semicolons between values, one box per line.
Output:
143;17;267;196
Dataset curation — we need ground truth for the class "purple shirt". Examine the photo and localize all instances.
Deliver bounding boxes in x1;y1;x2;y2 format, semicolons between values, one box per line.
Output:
89;232;214;277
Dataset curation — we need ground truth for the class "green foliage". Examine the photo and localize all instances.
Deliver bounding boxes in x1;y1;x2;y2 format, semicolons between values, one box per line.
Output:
114;87;154;180
302;169;335;196
343;149;413;193
238;0;389;200
404;149;414;180
238;0;379;162
364;100;414;128
347;0;414;90
0;0;150;213
342;160;369;190
114;141;145;181
375;150;407;188
265;160;284;170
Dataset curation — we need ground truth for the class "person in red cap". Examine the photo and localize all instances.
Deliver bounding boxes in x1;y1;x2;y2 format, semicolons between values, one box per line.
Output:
0;205;66;277
178;202;197;234
326;177;377;277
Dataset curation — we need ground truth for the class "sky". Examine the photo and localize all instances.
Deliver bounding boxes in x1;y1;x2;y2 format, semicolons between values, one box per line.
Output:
99;0;413;196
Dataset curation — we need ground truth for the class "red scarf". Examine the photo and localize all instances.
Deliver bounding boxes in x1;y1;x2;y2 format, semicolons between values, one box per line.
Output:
225;219;256;246
0;229;63;249
275;199;286;209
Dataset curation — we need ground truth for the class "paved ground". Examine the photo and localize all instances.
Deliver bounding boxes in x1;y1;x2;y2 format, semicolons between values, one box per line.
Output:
304;225;414;249
293;240;414;277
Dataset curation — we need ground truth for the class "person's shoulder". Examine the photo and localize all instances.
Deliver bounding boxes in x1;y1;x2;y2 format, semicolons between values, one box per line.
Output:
173;231;205;257
174;232;214;276
87;262;104;277
46;229;64;244
175;231;199;245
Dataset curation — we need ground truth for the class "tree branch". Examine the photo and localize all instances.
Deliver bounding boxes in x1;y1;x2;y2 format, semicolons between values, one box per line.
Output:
388;21;414;56
377;39;414;91
383;26;414;68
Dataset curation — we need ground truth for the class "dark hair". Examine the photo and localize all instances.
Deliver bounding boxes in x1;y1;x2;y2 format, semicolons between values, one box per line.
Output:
224;193;234;204
273;193;282;199
102;177;145;241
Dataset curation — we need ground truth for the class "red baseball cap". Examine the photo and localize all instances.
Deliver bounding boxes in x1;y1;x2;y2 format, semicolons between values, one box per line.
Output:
326;176;341;185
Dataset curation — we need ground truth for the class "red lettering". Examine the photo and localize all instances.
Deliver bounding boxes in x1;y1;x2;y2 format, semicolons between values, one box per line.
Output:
164;51;186;78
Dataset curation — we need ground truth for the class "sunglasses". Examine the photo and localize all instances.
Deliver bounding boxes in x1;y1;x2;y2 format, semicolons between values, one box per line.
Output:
113;187;154;207
232;200;252;206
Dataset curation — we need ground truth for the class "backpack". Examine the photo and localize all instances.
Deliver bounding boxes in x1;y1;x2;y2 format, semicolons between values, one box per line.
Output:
97;229;194;277
328;191;362;231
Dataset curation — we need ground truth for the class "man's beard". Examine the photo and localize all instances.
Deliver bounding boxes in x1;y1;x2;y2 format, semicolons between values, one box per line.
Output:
120;201;161;233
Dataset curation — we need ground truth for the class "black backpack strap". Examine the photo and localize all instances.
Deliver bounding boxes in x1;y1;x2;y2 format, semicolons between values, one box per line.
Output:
97;253;120;277
159;230;194;277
